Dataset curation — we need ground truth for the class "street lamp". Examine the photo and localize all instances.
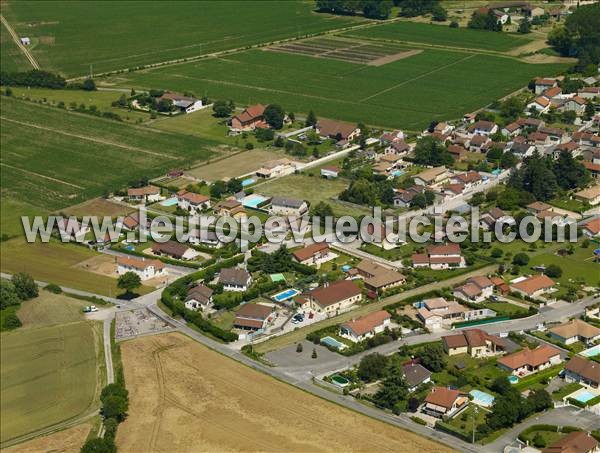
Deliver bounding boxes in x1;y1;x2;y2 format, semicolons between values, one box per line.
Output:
472;406;479;444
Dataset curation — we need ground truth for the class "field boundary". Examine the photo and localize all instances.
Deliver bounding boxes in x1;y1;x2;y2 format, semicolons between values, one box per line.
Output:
0;14;39;69
0;162;84;189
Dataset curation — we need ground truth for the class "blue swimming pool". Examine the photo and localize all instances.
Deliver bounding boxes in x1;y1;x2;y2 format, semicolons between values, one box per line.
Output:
391;170;404;177
124;245;135;251
508;375;519;384
470;389;495;407
242;194;269;208
160;197;178;207
241;178;255;187
573;390;596;404
321;336;346;350
580;344;600;358
272;288;300;302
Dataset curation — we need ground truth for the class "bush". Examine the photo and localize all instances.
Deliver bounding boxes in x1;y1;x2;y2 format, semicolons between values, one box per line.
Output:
2;312;22;330
449;20;459;28
80;437;116;453
44;283;62;294
411;416;427;425
0;69;66;89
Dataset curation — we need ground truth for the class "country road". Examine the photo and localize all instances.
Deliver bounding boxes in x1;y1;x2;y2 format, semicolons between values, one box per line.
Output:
0;14;39;69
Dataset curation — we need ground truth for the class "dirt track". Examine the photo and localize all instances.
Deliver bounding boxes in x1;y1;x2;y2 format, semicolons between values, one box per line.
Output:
117;333;452;453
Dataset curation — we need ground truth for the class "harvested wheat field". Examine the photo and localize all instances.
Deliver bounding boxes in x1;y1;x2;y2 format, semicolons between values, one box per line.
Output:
3;424;91;453
117;333;451;453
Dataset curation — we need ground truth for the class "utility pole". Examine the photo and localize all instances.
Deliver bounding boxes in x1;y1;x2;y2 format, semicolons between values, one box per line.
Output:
89;63;93;79
472;406;479;444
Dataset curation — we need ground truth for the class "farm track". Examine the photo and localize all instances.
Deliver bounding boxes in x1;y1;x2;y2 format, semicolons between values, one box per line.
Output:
0;14;39;69
0;116;177;159
0;162;84;188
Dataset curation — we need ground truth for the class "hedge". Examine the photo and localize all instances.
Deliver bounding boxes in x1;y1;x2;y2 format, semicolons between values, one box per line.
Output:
519;425;580;443
411;416;427;426
112;244;202;269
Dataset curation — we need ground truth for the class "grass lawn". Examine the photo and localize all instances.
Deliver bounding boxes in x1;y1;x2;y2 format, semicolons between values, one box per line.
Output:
0;238;153;297
186;148;286;181
547;197;587;214
528;242;598;287
256;173;370;219
0;97;217;212
513;365;563;392
0;21;31;72
112;46;567;130
519;429;563;447
0;197;44;240
60;197;134;218
344;21;533;52
551;382;582;401
3;1;363;76
483;301;528;317
446;404;488;437
210;311;235;331
0;291;102;442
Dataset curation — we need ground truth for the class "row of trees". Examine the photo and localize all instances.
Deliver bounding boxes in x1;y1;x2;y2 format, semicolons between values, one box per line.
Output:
315;0;393;19
0;69;97;91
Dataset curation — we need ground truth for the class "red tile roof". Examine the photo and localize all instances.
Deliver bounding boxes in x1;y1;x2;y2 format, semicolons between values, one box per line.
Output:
498;345;560;370
341;310;390;336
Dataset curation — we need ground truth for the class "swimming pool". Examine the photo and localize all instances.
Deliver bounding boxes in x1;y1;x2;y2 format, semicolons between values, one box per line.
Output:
241;178;255;187
331;375;350;387
123;245;135;251
470;389;495;407
160;197;178;207
272;288;300;302
391;170;404;177
242;194;270;209
321;336;346;350
571;389;597;404
508;375;519;384
580;344;600;358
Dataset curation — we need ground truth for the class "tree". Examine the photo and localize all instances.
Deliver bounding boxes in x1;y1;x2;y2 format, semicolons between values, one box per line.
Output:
413;136;453;166
156;98;173;112
210;180;227;198
469;10;502;31
255;127;274;142
80;437;116;453
12;272;38;300
0;279;21;309
553;150;590;190
470;192;485;207
500;151;518;169
512;252;529;266
419;343;446;372
508;152;558;201
518;18;531;34
311;348;317;359
585;102;596;120
82;78;97;91
310;201;334;225
117;272;141;295
305;110;317;127
501;97;525;121
491;248;503;258
548;3;600;66
431;5;447;21
533;433;546;448
561;110;577;124
212;100;233;117
102;395;128;421
397;0;440;17
264;104;285;129
545;264;562;278
449;20;459;28
296;343;303;353
226;178;242;194
372;361;409;413
363;0;393;19
357;353;389;382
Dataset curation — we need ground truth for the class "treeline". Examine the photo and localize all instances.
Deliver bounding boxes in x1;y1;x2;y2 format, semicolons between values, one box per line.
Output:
0;69;96;91
316;0;393;19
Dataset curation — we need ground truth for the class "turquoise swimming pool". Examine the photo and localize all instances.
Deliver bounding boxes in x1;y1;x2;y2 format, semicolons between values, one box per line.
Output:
580;344;600;358
508;375;519;384
573;390;596;404
160;197;178;207
321;336;346;351
470;389;495;407
242;178;255;187
272;288;299;302
242;194;269;208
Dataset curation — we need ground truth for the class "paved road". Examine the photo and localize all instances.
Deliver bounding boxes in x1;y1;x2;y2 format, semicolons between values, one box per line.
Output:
0;15;39;69
103;317;115;384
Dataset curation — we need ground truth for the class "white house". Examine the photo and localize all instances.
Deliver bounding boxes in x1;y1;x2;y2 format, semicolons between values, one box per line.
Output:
159;92;204;113
548;319;600;346
218;267;252;292
127;185;162;203
453;275;494;303
510;274;555;299
468;120;498;137
177;190;211;215
116;256;167;281
320;166;340;179
498;345;562;377
184;283;214;311
270;196;308;217
527;96;551;113
423;387;469;419
20;37;31;45
339;310;391;343
299;280;362;315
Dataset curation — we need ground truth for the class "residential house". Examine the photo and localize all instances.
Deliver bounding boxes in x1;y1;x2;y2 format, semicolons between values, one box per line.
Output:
584;162;600;179
233;303;276;331
255;158;298;179
442;329;506;357
184;283;214;311
447;144;467;161
393;185;425;208
497;345;562;376
534;78;559;95
539;126;567;144
526;201;553;215
416;297;467;331
339;310;391;343
517;117;545;130
527;96;551;113
468;120;498;136
218;267;252;292
321;166;340;179
563;356;600;389
116;256;167;281
434;122;453;135
159;92;203;113
480;207;510;230
510;274;556;299
581;217;600;238
561;96;587;114
214;199;247;219
380;129;405;145
270;196;308;216
451;171;483;190
510;141;536;158
355;259;405;293
548;319;600;346
361;222;403;250
469;134;491;152
127;185;162;203
542;431;599;453
316;119;360;143
385;139;410;156
151;240;199;261
453;275;494;303
189;229;223;248
292;242;333;266
118;212;150;232
502;121;522;137
578;86;600;100
301;280;362;315
574;185;600;206
402;363;432;392
423;387;469;419
177;190;211;215
491;276;511;295
230;104;267;131
411;243;465;270
440;183;465;198
413;166;448;186
542;86;563;100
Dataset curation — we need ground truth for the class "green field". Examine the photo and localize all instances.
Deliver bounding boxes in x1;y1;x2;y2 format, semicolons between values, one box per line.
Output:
0;293;100;443
114;47;567;129
0;21;31;72
0;97;216;211
344;21;533;52
2;1;363;77
528;242;599;287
